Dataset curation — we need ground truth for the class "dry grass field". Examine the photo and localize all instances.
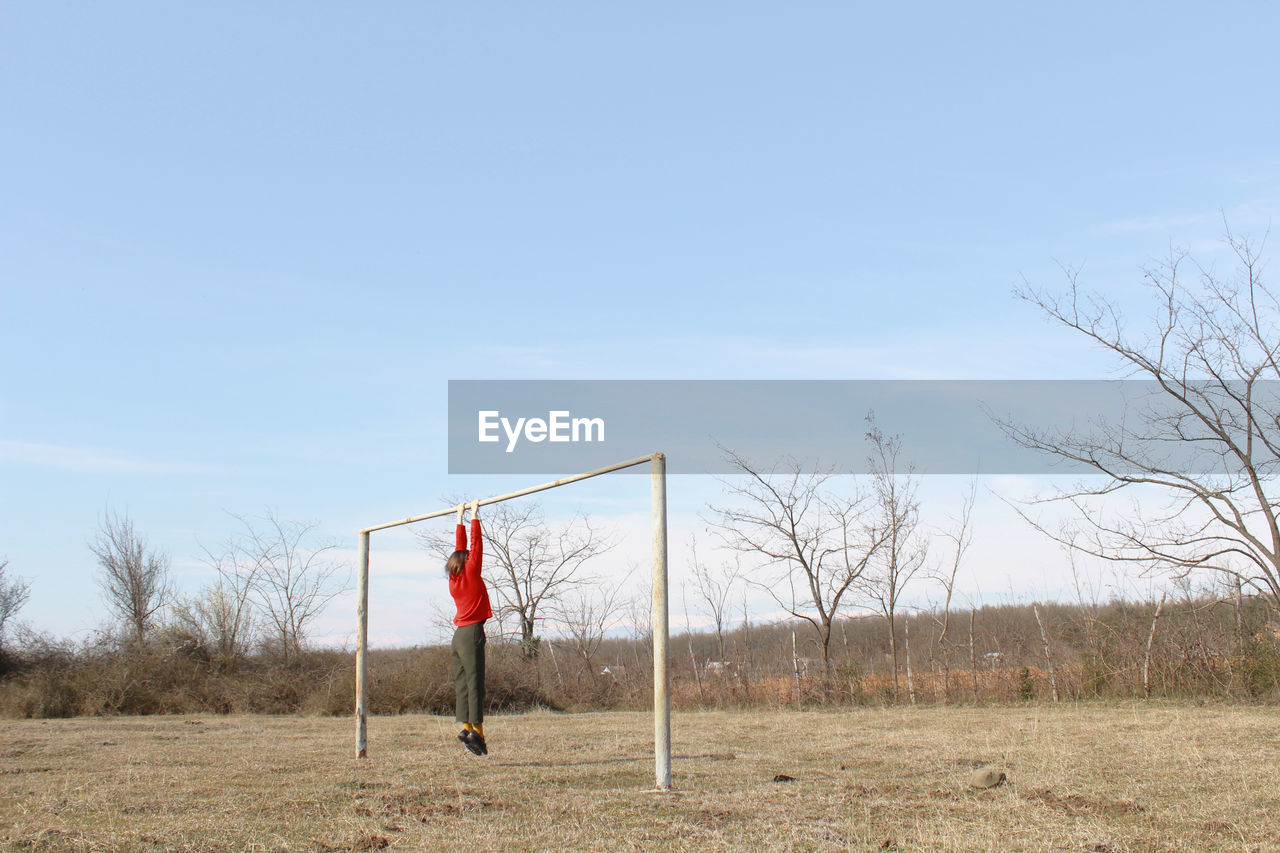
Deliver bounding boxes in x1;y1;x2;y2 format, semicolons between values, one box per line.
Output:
2;704;1278;852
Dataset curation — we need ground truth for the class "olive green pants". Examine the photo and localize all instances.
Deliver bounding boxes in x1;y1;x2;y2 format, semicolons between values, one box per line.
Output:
451;621;486;724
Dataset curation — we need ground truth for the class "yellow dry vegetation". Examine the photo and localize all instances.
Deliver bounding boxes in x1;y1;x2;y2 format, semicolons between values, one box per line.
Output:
1;704;1276;852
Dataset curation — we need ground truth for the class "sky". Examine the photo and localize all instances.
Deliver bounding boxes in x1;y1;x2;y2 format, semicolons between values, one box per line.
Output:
2;2;1277;648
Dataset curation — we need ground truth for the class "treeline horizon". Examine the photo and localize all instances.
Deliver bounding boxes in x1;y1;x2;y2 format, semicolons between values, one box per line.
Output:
2;587;1276;718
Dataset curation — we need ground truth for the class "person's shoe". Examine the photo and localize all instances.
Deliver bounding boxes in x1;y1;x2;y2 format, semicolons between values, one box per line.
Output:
461;730;485;756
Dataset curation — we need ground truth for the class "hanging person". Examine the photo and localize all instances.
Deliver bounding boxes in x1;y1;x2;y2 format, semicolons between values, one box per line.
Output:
446;498;491;755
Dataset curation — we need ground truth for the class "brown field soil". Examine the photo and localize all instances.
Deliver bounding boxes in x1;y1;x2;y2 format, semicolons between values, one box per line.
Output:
1;704;1278;852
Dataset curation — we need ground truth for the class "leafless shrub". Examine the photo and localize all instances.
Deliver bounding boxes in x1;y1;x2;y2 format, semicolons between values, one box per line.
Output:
169;579;258;668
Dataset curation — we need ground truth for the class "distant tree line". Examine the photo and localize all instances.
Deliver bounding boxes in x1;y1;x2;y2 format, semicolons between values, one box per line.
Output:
1;229;1276;716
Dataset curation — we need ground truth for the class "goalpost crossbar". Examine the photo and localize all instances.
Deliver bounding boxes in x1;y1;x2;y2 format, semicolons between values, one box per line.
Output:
354;452;671;791
360;454;658;534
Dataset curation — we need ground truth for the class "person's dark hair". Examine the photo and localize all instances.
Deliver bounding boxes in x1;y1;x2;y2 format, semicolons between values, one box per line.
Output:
446;550;468;576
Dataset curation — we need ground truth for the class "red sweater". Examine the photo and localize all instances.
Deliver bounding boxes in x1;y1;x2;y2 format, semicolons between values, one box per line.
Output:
449;519;492;627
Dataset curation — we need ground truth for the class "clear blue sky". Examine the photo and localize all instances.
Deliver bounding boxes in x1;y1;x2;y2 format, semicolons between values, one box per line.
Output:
2;2;1277;645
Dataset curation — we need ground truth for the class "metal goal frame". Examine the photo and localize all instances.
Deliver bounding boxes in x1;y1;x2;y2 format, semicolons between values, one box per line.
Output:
354;452;671;790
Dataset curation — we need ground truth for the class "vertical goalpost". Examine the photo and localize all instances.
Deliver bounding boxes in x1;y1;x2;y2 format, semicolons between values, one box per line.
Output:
354;452;671;790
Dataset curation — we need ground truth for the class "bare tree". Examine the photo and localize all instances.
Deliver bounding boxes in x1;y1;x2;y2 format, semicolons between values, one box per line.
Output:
88;509;170;644
1142;590;1168;699
215;511;348;663
1000;231;1280;608
1063;551;1116;697
622;573;655;686
0;558;32;652
862;416;928;699
968;609;980;701
708;449;888;683
419;501;613;658
554;576;629;685
931;482;975;702
625;576;655;657
679;579;706;701
1032;603;1060;702
687;535;740;661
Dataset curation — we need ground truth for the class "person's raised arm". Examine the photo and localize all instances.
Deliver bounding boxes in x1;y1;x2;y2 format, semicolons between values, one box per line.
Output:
455;502;466;551
467;499;482;573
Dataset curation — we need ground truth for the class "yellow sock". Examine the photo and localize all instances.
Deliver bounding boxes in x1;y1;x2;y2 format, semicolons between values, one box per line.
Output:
473;722;484;739
463;722;476;733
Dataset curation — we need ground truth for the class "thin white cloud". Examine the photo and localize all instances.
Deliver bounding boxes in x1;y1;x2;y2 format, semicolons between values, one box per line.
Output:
0;439;214;475
460;328;1116;382
1092;195;1276;239
1093;210;1223;236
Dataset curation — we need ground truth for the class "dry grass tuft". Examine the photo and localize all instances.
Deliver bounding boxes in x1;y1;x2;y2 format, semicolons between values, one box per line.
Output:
1;704;1278;851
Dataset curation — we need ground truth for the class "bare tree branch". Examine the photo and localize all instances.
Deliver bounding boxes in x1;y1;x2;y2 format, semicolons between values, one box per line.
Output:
998;232;1280;605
